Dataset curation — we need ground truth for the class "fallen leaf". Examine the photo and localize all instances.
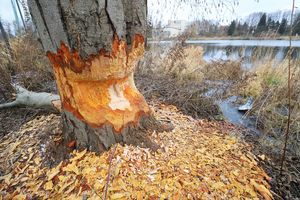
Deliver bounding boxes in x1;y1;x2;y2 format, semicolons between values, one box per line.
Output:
250;179;273;200
47;162;62;181
44;181;53;190
67;140;76;148
111;193;127;199
258;154;266;161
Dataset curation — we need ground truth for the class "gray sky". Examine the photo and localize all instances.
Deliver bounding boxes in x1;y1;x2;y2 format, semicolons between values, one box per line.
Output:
237;0;292;16
0;0;296;25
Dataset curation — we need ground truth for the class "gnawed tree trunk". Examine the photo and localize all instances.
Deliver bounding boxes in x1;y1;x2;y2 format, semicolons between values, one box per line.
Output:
28;0;165;152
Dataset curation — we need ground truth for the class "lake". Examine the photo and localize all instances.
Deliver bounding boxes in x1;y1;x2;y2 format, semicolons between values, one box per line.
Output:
149;39;300;68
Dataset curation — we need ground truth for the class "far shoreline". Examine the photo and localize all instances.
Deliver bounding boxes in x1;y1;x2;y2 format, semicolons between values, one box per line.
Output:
188;36;300;41
148;36;300;41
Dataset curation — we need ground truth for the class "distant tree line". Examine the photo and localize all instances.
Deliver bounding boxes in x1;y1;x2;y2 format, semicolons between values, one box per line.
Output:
227;12;300;37
181;12;300;38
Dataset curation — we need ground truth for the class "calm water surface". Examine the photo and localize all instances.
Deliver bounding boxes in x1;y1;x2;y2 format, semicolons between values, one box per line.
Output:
150;39;300;68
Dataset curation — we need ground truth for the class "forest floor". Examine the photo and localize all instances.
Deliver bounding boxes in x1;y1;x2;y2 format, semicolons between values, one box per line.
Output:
0;101;299;199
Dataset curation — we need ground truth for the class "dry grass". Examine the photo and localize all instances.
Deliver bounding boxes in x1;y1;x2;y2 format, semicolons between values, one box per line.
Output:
0;42;15;102
11;33;54;92
203;60;243;81
234;58;300;156
136;43;243;119
0;33;54;96
138;44;206;81
136;44;216;118
0;66;14;102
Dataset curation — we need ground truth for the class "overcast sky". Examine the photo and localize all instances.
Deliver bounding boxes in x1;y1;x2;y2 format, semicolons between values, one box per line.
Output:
0;0;297;25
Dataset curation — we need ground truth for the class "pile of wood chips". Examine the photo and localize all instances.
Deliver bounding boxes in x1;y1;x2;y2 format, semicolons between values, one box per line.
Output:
0;103;273;199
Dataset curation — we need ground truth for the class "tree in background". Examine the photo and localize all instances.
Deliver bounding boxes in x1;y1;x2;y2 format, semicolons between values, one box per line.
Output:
256;13;267;34
278;18;288;35
227;20;236;36
275;21;280;30
267;18;276;32
293;14;300;35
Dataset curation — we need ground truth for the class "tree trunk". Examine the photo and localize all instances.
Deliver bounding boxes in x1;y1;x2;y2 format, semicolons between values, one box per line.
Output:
28;0;163;152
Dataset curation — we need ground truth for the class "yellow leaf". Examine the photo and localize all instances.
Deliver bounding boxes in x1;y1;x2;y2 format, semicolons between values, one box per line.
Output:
232;170;239;177
58;175;67;182
34;157;41;165
19;177;29;182
44;181;53;190
10;141;21;152
65;180;78;194
94;180;105;191
135;191;144;200
63;163;80;175
58;180;73;193
0;173;12;185
258;154;266;161
48;162;62;181
27;152;35;162
12;194;26;200
250;179;273;200
71;149;87;162
110;193;127;199
19;164;29;174
47;168;60;181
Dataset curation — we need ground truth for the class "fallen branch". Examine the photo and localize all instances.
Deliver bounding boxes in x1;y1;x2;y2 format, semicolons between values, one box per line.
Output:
0;86;61;111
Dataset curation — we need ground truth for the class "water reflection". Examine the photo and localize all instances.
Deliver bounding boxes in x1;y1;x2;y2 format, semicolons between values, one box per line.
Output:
149;39;300;69
201;45;299;63
192;44;299;70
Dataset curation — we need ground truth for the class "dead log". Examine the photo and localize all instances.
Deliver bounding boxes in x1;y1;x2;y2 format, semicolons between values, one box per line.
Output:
0;86;60;110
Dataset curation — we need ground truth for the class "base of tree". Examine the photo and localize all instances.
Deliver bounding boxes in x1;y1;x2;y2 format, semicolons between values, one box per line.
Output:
62;110;171;153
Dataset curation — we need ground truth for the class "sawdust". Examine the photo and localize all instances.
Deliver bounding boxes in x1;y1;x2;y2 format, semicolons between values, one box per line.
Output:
0;103;273;199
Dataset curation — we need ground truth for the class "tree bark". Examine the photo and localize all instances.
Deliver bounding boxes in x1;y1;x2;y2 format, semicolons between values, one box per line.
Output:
28;0;163;152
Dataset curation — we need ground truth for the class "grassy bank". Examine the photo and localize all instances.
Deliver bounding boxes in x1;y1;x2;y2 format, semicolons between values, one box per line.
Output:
233;58;300;156
141;40;300;157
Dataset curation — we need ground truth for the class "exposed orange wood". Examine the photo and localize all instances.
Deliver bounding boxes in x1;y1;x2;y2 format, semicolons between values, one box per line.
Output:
47;34;150;132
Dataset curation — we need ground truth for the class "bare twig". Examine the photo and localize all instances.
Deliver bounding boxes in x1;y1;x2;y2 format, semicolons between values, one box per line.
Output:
280;0;295;175
103;145;117;200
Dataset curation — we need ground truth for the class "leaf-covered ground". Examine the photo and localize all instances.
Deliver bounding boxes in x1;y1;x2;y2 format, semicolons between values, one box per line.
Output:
0;103;273;199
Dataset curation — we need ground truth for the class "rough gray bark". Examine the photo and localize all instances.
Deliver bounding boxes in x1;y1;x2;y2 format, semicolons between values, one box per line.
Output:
28;0;165;152
28;0;146;58
63;111;162;152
